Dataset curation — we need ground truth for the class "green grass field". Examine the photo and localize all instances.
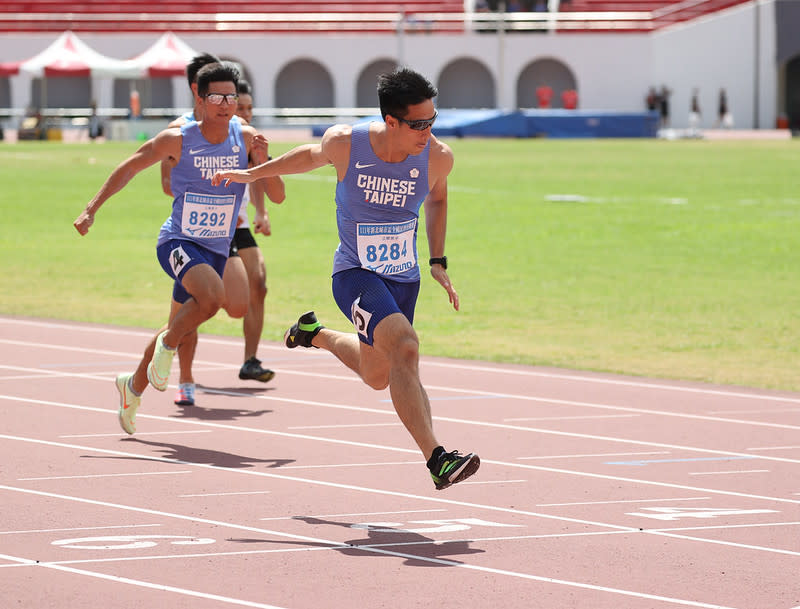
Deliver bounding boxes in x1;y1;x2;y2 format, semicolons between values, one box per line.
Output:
1;136;799;390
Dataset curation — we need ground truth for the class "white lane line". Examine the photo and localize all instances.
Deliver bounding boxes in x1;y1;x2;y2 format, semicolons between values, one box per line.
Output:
0;524;161;535
0;434;637;531
504;414;639;422
287;423;402;430
261;509;448;521
0;485;744;609
689;470;770;476
3;430;800;561
645;530;800;559
707;408;800;414
0;551;289;609
180;491;271;498
649;521;800;534
5;354;800;437
537;497;710;507
460;479;527;485
421;382;800;432
423;358;800;404
275;461;420;470
60;431;213;438
5;380;800;472
19;471;192;481
519;451;670;460
3;397;800;506
2;320;800;403
747;445;800;451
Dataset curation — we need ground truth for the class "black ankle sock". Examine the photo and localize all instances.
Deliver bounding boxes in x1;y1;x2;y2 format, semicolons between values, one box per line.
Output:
426;446;446;470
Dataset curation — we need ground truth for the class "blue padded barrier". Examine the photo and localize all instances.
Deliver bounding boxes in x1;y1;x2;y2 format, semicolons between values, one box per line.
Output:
311;109;659;139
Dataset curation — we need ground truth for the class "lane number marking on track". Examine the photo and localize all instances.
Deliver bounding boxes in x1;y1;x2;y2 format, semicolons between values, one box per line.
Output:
350;518;523;534
626;507;778;521
52;535;216;550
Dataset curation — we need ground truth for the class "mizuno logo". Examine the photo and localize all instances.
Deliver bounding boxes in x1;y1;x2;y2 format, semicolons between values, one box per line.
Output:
189;147;207;155
355;161;376;169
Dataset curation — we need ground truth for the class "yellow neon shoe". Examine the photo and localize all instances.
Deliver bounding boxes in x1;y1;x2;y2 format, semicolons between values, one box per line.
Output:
116;373;141;435
146;330;175;392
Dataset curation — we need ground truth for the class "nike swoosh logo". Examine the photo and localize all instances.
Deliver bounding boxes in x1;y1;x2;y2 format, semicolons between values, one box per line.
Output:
189;148;207;155
355;161;376;169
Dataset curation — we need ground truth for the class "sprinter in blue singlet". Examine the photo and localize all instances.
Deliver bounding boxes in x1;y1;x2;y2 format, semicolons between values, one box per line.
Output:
211;67;479;491
74;62;270;436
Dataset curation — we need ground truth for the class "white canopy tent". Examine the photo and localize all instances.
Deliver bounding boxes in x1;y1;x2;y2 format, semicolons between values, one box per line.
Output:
127;32;198;79
1;31;143;110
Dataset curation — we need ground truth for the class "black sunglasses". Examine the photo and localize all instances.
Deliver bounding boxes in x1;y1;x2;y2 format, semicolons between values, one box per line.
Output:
396;110;438;131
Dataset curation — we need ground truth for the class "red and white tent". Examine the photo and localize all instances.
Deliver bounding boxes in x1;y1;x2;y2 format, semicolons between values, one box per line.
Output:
0;31;142;78
128;32;198;78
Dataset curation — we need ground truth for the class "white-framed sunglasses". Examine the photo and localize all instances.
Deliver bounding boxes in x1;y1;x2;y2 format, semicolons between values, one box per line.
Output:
203;93;240;105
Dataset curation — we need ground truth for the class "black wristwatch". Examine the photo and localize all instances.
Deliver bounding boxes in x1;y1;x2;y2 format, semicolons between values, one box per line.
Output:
429;256;447;269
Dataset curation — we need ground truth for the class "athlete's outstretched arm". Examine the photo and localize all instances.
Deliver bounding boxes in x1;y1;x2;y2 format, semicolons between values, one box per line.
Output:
211;123;348;187
74;129;180;235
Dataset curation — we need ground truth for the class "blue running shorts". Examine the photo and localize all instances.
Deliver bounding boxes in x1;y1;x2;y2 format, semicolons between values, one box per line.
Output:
156;239;228;304
332;268;420;346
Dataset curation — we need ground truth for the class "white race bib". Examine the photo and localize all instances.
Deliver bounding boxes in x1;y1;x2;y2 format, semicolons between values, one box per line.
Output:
356;219;416;275
181;191;236;239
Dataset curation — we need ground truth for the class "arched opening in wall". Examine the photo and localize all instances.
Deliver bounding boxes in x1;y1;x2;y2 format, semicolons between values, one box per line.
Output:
113;78;173;113
32;76;91;108
785;55;800;132
437;59;494;109
275;59;334;108
0;77;10;109
517;58;577;109
357;59;397;108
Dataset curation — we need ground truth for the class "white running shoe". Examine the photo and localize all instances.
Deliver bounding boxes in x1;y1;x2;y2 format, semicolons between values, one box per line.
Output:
174;382;196;406
116;373;141;435
147;330;175;392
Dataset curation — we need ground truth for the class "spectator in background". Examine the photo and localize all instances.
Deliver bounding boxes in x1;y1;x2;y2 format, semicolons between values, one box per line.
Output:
88;101;103;141
561;88;578;110
129;90;141;120
536;84;553;108
645;86;659;113
688;88;701;137
716;88;733;128
659;85;671;128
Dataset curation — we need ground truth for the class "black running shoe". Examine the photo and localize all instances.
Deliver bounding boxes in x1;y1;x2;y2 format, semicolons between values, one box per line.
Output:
430;450;480;490
284;311;324;349
239;357;275;382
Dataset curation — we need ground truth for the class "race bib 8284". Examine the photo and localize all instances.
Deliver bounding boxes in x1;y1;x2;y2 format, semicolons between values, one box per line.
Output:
356;219;416;275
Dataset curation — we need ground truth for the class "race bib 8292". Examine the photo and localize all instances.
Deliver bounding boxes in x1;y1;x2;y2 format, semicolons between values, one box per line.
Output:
181;191;236;239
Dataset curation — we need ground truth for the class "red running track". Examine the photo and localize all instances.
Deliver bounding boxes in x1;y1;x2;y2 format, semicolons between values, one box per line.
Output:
1;315;799;608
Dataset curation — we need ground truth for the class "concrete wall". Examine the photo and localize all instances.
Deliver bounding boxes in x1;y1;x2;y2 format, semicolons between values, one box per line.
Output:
652;0;776;129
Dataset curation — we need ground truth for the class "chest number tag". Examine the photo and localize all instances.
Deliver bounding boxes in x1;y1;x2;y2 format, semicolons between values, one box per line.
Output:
357;219;416;275
182;192;235;239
